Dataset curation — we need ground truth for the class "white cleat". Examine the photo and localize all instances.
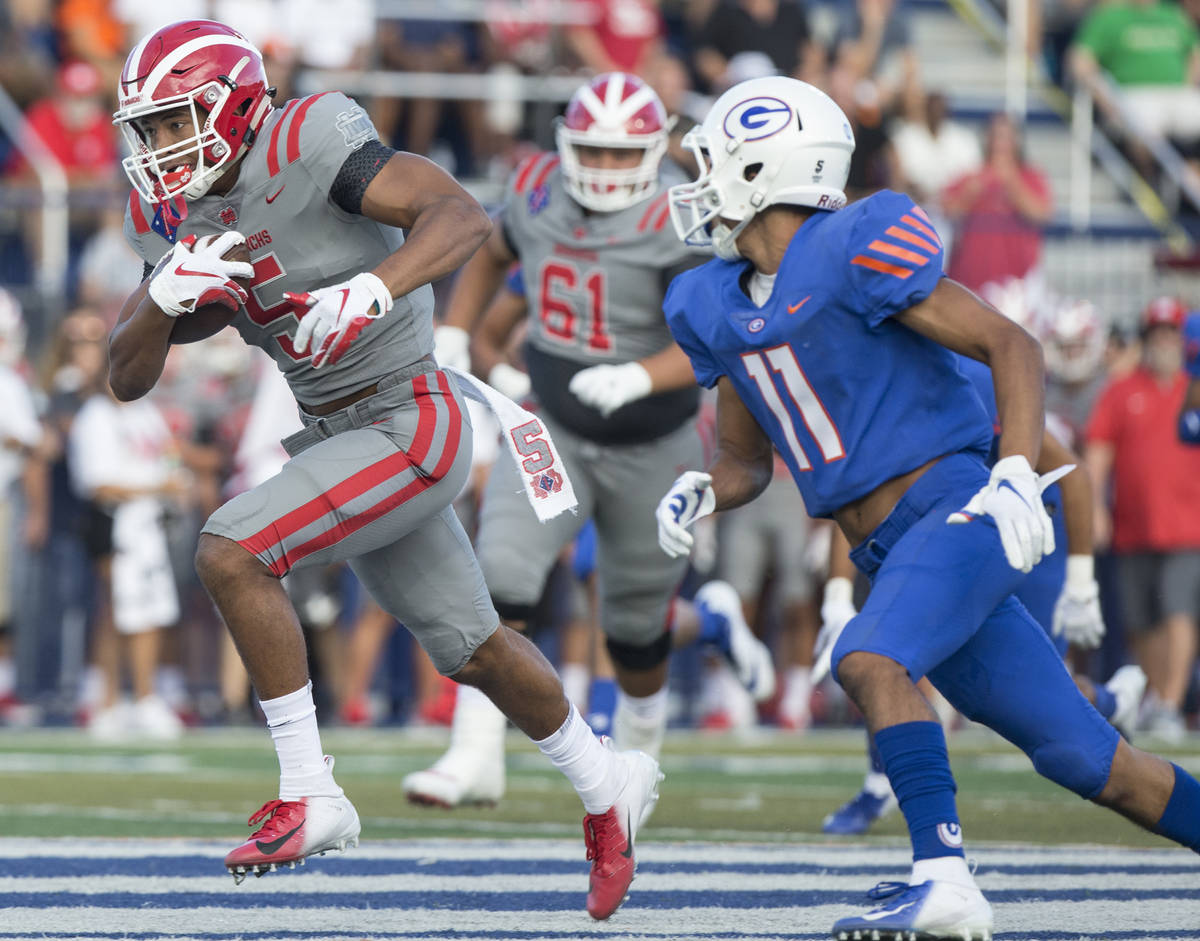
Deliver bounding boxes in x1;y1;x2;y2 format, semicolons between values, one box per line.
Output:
831;879;993;940
1104;664;1148;739
402;747;505;808
695;580;776;702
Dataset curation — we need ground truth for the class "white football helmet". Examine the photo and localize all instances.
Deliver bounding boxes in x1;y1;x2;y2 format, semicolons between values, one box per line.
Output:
556;72;669;212
1045;298;1106;384
669;76;855;259
0;288;25;368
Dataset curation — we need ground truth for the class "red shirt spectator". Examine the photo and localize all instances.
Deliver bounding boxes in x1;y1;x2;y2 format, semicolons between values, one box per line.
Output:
941;113;1052;293
1087;366;1200;551
10;61;117;180
567;0;665;77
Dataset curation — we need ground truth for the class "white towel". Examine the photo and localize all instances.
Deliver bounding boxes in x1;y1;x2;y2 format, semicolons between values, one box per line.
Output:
444;366;578;522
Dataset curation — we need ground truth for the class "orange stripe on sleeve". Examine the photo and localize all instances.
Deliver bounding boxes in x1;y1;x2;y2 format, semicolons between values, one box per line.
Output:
869;239;929;266
851;255;913;279
912;205;934;225
886;225;939;254
901;213;942;245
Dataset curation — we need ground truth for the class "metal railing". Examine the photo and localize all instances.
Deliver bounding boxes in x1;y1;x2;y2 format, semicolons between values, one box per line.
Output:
0;84;68;309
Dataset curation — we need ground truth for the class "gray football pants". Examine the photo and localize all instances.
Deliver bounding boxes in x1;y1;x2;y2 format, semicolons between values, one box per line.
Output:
476;413;701;649
203;365;498;675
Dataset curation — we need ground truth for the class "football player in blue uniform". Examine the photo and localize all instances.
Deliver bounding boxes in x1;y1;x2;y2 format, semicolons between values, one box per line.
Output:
655;76;1200;940
1180;311;1200;443
820;354;1148;837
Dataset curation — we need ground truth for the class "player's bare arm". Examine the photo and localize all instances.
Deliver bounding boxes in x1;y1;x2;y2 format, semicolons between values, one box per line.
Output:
897;278;1045;467
637;343;701;394
441;221;517;336
360;152;492;300
1040;430;1091;557
708;377;775;511
108;280;180;401
470;278;527;380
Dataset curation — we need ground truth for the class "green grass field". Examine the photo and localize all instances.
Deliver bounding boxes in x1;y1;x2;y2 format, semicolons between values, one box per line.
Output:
2;725;1196;849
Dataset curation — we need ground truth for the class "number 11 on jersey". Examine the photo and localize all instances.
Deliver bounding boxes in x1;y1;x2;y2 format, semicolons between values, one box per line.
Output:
742;346;845;470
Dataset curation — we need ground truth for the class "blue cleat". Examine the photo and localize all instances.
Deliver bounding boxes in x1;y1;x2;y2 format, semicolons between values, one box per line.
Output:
694;580;776;702
822;787;898;835
831;879;993;940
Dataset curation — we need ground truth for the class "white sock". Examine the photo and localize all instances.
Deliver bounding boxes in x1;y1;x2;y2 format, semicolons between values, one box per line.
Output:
445;684;507;754
782;667;812;709
863;770;893;798
911;854;976;889
535;704;628;813
613;686;668;759
560;662;590;715
260;682;340;800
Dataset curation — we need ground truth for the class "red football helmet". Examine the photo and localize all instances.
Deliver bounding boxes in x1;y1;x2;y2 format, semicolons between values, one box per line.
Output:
556;72;669;212
1044;298;1106;384
112;20;274;205
1141;295;1187;331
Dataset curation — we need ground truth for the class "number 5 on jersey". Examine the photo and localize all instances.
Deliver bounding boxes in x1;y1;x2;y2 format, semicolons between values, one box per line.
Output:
742;346;845;470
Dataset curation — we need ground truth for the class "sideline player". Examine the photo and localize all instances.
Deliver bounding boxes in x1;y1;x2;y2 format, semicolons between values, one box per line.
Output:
656;75;1200;940
1181;310;1200;443
405;72;772;808
108;21;658;920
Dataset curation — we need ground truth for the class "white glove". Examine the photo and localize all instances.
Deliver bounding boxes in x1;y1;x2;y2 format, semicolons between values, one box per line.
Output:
1052;554;1105;648
568;362;652;418
148;232;253;316
947;456;1074;573
656;471;716;558
434;324;471;372
286;272;393;369
487;362;531;401
812;576;857;684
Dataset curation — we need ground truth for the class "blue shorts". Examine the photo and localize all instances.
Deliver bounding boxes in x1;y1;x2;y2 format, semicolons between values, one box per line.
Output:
833;452;1119;798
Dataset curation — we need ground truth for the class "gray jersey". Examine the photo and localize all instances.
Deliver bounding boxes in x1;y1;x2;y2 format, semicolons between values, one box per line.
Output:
124;92;433;407
500;153;706;443
503;152;703;363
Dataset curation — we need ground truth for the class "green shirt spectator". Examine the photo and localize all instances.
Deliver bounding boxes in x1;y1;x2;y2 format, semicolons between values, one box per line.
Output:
1074;0;1199;86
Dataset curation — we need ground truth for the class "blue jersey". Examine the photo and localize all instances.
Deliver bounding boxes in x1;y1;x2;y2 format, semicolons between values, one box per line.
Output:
665;190;992;518
1186;311;1200;379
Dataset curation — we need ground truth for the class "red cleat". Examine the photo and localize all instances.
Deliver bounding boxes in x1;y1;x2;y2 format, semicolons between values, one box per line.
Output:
583;744;663;920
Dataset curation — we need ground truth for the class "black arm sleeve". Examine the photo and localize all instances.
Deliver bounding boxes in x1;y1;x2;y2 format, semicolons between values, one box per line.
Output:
142;261;154;280
330;139;396;215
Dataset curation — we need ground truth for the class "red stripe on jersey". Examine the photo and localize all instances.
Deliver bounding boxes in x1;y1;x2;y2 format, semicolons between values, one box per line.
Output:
285;92;332;166
901;213;941;245
514;153;549;194
851;255;913;279
651;201;672;232
637;193;670;232
868;239;929;266
128;190;150;234
266;100;302;177
267;375;463;574
886;225;939;255
530;155;560;191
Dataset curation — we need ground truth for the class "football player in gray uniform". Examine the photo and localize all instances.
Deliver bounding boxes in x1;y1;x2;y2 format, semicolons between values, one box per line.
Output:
411;73;775;810
108;20;659;919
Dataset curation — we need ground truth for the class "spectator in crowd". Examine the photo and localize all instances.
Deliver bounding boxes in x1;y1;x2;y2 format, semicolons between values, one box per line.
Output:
565;0;667;79
890;88;981;255
0;290;45;718
690;0;820;93
55;0;126;91
76;195;146;321
69;381;189;740
1069;0;1200;167
1181;310;1200;443
832;0;917;106
0;0;58;110
1085;296;1200;741
941;113;1053;295
1030;0;1096;85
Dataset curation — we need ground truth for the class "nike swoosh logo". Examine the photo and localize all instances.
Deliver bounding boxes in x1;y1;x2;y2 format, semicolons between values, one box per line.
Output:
862;900;916;921
174;263;216;278
255;823;302;855
787;296;812;314
620;811;634;859
266;185;285;204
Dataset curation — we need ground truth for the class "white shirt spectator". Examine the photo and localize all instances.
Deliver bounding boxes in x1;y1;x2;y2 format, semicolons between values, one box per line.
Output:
892;116;982;205
0;366;41;492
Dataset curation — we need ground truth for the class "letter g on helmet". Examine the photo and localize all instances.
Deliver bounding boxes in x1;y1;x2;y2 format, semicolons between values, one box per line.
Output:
668;77;855;256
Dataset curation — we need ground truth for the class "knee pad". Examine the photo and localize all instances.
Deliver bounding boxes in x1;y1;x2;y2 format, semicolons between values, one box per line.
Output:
1029;738;1115;799
605;632;671;671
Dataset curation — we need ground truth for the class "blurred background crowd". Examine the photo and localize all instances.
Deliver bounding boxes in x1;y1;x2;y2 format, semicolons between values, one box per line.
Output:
1;0;1199;743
